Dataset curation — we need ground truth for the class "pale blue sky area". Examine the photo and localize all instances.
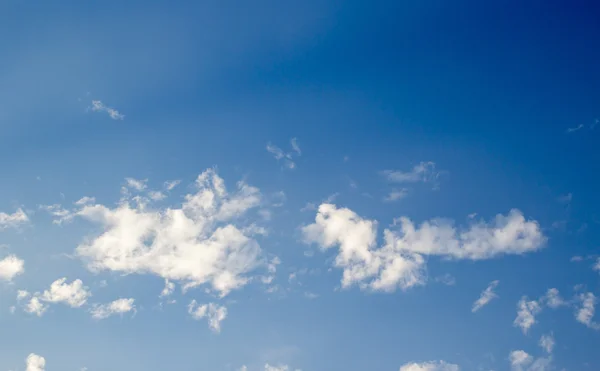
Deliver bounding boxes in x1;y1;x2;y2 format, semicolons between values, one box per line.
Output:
1;1;599;371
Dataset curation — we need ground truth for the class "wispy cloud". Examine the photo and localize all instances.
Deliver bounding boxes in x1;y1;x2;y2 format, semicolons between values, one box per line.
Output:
90;100;124;120
566;124;584;133
384;188;408;202
381;161;443;190
266;138;301;169
472;280;499;312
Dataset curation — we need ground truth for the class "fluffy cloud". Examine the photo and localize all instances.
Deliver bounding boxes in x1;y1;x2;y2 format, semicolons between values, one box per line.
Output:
509;350;552;371
188;300;227;333
40;278;91;307
0;208;28;230
90;100;124;120
160;279;175;297
472;280;499;312
25;353;45;371
73;169;264;297
90;298;135;319
542;288;566;309
575;292;599;330
539;334;554;354
399;360;460;371
302;204;544;292
514;297;542;334
0;255;24;281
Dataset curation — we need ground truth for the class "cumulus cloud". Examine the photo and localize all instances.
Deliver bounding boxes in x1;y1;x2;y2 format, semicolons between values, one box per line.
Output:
0;255;25;281
539;334;554;354
302;204;544;292
514;297;542;334
266;138;301;169
542;288;566;309
575;292;599;330
160;279;175;297
90;100;124;120
472;280;499;312
188;300;227;333
26;353;46;371
399;360;460;371
40;278;91;307
509;350;552;371
71;169;264;297
0;208;28;230
90;298;135;319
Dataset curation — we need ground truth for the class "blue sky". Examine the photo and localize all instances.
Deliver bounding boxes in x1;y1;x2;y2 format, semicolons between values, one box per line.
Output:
1;1;599;370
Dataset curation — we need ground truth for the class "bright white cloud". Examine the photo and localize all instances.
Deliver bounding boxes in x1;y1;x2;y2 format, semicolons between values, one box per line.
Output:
575;292;599;330
542;288;566;309
188;300;227;333
0;208;28;230
302;204;544;292
24;296;48;317
25;353;46;371
514;297;542;334
399;360;460;371
90;298;135;319
472;280;499;312
73;169;264;297
160;279;175;297
40;278;91;307
509;350;532;370
90;100;124;120
75;196;96;206
539;334;554;354
0;255;24;281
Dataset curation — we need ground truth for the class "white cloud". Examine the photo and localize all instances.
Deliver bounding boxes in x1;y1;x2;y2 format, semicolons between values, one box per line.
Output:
384;188;409;202
90;298;135;319
509;350;532;370
514;297;542;334
164;180;181;191
26;353;46;371
594;258;600;273
74;169;264;297
381;162;439;184
39;204;74;225
509;350;552;371
24;296;48;317
90;100;124;120
0;208;28;230
542;288;566;309
575;292;599;330
188;300;227;333
435;274;456;286
566;124;583;133
125;178;147;191
302;204;544;292
472;280;499;312
539;334;554;354
160;279;175;297
40;278;91;307
266;138;301;170
0;255;25;281
399;360;460;371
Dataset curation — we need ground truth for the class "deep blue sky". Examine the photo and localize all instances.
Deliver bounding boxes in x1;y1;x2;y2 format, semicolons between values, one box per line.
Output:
0;1;599;370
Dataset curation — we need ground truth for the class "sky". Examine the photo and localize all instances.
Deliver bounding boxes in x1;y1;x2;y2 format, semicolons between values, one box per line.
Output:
0;1;599;370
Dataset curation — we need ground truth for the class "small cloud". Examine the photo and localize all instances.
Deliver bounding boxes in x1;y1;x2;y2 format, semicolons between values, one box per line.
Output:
539;333;555;354
571;256;584;262
384;188;408;202
566;124;584;133
90;298;136;320
435;274;456;286
472;280;499;312
266;138;301;170
188;300;227;333
125;178;147;191
164;180;181;191
304;291;319;299
89;100;124;120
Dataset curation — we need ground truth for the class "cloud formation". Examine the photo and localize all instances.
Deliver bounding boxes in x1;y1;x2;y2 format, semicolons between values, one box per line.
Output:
25;353;46;371
90;100;124;120
266;138;301;169
0;254;25;281
302;204;544;292
90;298;136;319
399;360;460;371
472;280;499;312
0;208;28;230
188;300;227;333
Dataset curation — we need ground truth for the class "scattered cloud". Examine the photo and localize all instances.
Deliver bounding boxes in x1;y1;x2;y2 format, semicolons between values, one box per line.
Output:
399;360;460;371
70;169;264;297
575;292;599;330
266;138;301;169
188;300;227;333
472;280;499;312
514;297;542;333
160;279;175;298
26;353;46;371
384;188;409;202
435;274;456;286
39;204;74;225
0;254;25;281
509;350;552;371
90;100;124;120
90;298;136;320
381;161;442;189
302;204;544;292
566;124;584;133
0;208;29;230
542;288;566;309
164;180;182;191
125;177;148;191
539;334;554;354
40;278;91;307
